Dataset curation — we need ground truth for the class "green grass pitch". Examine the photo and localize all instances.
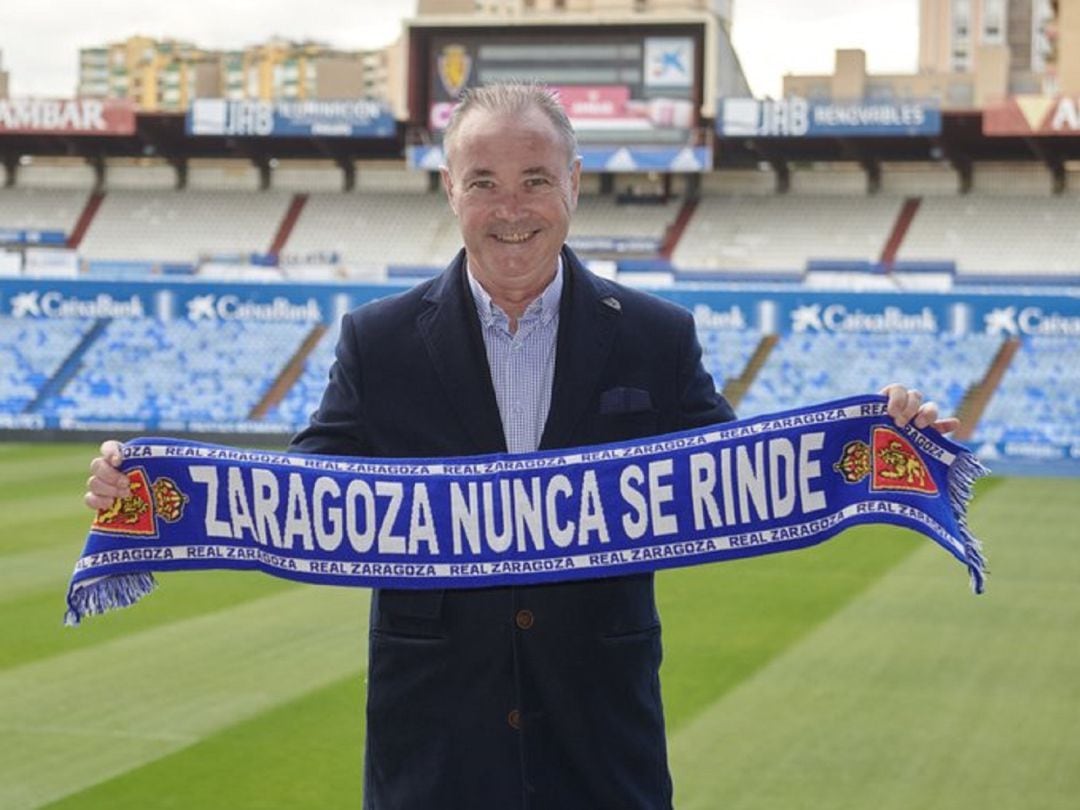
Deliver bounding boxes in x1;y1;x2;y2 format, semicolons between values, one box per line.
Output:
2;442;1077;809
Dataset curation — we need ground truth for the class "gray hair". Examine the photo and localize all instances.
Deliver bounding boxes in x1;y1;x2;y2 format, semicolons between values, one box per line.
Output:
442;81;579;167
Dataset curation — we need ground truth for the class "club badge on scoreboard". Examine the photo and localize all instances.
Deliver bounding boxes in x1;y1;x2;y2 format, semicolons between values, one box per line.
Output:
437;44;474;98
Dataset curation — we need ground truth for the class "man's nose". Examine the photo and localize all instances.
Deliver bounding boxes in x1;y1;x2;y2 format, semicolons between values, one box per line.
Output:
492;188;527;219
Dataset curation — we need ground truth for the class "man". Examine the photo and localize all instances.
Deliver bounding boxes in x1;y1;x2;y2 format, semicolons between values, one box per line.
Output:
86;83;956;809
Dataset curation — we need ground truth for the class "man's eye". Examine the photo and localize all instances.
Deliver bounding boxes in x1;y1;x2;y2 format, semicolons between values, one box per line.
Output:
469;180;494;190
526;177;550;188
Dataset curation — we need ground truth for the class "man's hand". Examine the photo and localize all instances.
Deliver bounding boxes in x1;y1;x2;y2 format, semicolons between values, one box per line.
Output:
880;383;960;434
84;440;129;511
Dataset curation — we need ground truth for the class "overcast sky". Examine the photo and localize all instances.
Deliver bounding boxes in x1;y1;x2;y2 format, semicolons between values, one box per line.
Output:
0;0;918;99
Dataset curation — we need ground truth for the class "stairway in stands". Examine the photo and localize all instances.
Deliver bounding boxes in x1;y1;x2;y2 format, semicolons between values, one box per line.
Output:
23;318;110;413
955;337;1022;441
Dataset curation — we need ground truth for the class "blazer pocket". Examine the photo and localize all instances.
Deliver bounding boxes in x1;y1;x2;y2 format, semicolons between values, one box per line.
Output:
599;386;654;415
373;589;446;640
600;623;661;645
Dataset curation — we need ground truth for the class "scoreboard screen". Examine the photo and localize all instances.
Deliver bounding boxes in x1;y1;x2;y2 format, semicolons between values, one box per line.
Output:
410;23;706;146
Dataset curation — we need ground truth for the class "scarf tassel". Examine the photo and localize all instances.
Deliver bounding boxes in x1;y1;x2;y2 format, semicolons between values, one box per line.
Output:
947;448;990;594
65;572;158;626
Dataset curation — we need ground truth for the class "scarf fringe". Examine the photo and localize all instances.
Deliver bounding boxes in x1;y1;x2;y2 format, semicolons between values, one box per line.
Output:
64;572;157;626
947;448;991;594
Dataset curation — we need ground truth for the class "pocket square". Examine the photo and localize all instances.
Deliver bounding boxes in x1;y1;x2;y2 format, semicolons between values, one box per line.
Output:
599;386;654;415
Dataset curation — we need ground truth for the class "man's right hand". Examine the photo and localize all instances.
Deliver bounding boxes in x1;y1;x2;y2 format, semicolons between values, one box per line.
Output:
84;440;129;511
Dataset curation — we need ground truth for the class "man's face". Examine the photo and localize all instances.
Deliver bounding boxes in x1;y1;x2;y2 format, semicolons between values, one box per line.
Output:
441;105;581;297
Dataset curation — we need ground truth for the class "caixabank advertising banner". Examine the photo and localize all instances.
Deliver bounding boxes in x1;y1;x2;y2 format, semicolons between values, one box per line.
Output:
1;278;1076;471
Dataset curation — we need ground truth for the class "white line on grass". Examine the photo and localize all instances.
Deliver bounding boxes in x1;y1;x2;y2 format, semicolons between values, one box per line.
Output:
1;723;195;744
0;584;371;810
0;546;83;604
668;478;1080;810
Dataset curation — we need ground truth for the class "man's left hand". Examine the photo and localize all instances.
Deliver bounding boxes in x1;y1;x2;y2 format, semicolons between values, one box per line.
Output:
880;383;960;434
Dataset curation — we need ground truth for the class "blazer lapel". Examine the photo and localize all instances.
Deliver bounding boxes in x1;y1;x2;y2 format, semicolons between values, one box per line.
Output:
417;252;508;454
540;248;620;450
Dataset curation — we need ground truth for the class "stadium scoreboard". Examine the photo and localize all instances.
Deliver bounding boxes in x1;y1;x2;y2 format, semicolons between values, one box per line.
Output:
405;19;711;147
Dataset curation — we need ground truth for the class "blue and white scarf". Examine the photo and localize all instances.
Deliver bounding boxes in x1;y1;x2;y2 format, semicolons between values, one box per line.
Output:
66;395;989;625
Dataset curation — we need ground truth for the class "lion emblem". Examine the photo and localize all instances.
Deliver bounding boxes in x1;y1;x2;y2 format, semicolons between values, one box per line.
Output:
92;467;188;536
876;440;927;487
870;428;939;495
96;479;150;525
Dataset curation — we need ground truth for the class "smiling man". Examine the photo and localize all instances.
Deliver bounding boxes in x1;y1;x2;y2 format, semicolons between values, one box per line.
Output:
439;86;581;332
85;82;953;810
303;84;741;809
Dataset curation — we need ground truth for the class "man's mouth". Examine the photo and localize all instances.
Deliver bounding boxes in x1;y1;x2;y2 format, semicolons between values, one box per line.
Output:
492;230;539;244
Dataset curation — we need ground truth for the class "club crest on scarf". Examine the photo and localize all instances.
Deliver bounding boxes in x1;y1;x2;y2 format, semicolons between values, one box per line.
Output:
833;427;938;496
92;468;188;537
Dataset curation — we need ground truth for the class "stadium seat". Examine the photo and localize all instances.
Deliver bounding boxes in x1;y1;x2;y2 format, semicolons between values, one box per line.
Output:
899;196;1080;276
78;190;293;264
673;195;903;272
36;319;310;428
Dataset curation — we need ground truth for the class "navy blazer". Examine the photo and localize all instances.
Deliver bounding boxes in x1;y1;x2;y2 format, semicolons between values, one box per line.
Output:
291;247;735;810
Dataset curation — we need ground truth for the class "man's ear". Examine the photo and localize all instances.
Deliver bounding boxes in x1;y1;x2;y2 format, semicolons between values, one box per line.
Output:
440;166;458;216
568;157;582;211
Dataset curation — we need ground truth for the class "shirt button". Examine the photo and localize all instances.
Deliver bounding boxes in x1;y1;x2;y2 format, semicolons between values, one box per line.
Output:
515;609;535;630
507;708;522;730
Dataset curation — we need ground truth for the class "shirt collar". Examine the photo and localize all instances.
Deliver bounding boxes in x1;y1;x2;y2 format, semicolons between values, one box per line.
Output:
466;255;563;328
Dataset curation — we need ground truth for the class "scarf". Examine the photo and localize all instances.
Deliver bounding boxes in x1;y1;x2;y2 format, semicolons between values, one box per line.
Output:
66;395;988;624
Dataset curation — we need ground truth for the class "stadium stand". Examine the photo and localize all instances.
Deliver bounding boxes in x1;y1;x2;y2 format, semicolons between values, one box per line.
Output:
737;332;1002;420
78;190;293;264
287;191;459;274
268;322;342;429
103;158;178;191
977;335;1080;447
0;188;87;234
270;160;344;193
35;319;310;426
878;163;961;196
698;168;776;197
696;327;766;395
186;158;263;192
672;194;904;272
1;162;1077;475
788;165;868;195
15;157;97;190
0;316;96;413
897;195;1080;276
969;163;1056;196
569;195;676;243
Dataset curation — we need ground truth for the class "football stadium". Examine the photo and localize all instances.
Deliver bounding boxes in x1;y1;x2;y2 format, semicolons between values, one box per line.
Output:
2;1;1079;807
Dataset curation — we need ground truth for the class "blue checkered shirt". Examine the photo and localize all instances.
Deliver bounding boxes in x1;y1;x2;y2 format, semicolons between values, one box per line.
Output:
467;259;563;454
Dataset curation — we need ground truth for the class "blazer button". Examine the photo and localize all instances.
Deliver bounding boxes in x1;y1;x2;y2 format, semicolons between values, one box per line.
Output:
507;709;522;730
515;609;535;630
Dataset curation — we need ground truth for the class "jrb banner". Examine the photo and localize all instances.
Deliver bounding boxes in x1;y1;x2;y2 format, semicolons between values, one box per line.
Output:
65;395;988;624
187;99;396;139
717;97;941;137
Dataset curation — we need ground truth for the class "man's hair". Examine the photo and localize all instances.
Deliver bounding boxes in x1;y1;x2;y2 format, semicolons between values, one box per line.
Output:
442;82;578;167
